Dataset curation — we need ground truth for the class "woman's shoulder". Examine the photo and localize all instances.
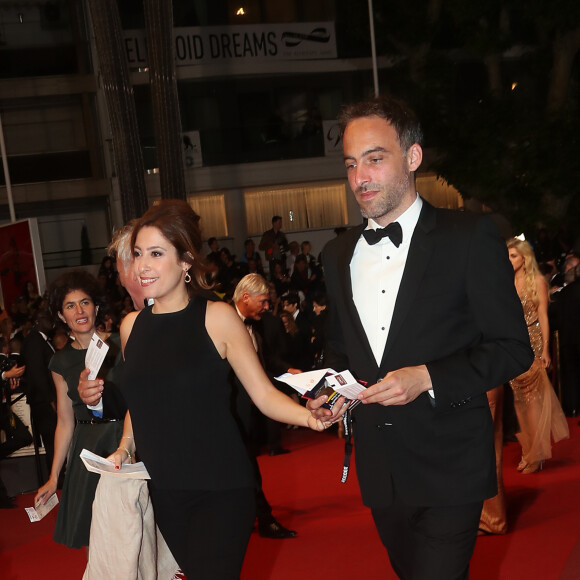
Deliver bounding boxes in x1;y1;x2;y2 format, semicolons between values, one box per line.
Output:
205;297;233;318
206;298;244;338
48;343;79;373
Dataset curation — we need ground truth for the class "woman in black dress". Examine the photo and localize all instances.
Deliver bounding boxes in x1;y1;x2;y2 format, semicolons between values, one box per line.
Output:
34;271;126;550
109;200;336;579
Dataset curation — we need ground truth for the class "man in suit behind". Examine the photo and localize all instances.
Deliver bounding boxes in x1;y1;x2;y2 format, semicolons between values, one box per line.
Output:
314;96;533;579
232;273;298;538
21;309;57;477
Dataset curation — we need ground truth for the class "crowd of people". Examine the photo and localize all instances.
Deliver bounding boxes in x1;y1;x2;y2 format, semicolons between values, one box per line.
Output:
0;94;578;580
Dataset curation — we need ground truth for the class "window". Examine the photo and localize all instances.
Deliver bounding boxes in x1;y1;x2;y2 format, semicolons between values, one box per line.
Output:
417;174;463;209
188;193;228;238
245;182;347;234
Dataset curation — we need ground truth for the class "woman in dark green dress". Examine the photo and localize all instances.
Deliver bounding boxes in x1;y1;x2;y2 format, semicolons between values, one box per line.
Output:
34;271;125;550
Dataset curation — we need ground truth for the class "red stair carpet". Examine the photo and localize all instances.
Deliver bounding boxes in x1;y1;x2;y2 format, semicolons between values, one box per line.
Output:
1;418;579;579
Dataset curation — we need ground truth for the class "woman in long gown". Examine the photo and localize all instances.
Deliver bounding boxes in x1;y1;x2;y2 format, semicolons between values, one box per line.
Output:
34;271;126;550
507;238;569;473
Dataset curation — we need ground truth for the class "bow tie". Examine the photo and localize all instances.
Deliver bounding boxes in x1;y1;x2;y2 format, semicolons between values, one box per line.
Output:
362;222;403;247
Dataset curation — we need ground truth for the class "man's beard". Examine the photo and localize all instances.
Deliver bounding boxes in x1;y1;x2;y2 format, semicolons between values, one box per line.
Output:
358;172;410;220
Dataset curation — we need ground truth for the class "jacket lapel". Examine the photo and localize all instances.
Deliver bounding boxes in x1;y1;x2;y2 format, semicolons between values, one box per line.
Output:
380;200;437;369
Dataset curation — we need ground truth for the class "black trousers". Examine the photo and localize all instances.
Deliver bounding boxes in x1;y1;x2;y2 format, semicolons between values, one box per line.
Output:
371;497;483;580
150;485;255;580
29;402;57;474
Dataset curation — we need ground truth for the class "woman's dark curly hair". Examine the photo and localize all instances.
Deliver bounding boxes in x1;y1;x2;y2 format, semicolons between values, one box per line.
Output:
48;270;106;328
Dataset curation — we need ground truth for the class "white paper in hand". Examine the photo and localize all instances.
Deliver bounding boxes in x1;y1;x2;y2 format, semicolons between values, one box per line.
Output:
275;368;336;395
85;333;109;413
85;333;109;380
80;449;151;479
26;493;59;522
324;370;366;399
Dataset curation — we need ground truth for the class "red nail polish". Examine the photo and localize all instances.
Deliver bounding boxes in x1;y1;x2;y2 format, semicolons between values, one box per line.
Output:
115;465;119;470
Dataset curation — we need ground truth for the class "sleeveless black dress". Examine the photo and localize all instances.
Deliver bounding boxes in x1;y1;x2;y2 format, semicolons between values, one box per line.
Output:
122;297;253;491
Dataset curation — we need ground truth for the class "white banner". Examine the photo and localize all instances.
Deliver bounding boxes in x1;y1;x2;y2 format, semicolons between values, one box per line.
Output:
125;22;337;68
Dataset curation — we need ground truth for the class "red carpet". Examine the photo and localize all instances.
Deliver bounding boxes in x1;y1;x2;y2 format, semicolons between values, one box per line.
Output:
1;419;579;579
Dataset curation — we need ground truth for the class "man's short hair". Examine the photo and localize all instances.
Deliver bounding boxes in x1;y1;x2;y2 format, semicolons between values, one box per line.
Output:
282;292;300;307
338;95;423;154
272;215;282;224
233;273;269;303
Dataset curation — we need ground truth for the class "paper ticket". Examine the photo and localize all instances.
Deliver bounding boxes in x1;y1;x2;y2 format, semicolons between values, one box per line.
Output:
26;493;59;522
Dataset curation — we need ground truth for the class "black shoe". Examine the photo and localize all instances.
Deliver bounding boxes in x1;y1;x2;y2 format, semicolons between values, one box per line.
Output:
268;447;290;456
258;520;297;539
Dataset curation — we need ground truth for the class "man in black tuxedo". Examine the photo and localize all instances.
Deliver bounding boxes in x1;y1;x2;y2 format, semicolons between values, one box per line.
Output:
236;278;299;457
314;96;533;579
20;309;57;476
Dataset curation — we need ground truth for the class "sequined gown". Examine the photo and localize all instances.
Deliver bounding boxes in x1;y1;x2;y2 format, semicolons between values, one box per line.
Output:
479;385;507;534
509;292;569;466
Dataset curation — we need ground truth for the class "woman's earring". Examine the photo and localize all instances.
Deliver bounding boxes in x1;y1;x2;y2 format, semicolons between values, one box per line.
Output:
184;271;192;284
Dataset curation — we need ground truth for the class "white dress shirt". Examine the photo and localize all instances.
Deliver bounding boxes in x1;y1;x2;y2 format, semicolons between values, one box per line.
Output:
350;194;423;366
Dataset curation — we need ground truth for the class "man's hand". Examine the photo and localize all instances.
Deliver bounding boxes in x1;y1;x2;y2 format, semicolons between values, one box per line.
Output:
3;364;25;380
78;368;104;406
358;365;432;406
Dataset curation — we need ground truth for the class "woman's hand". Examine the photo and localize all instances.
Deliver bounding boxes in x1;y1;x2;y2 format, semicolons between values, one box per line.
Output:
34;478;57;507
307;414;327;431
106;447;132;470
77;368;104;406
540;347;551;369
306;393;348;431
307;414;345;432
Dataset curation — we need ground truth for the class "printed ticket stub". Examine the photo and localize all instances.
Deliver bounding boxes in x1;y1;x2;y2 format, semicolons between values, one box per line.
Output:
276;368;365;410
26;493;59;522
85;333;109;413
85;333;109;380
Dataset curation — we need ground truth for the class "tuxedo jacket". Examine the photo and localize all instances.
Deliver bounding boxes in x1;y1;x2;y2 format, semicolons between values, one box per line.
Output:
322;200;533;508
254;311;292;378
21;330;56;406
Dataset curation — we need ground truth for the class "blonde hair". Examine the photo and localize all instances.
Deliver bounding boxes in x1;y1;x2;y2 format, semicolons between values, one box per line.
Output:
232;273;269;303
507;238;540;307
